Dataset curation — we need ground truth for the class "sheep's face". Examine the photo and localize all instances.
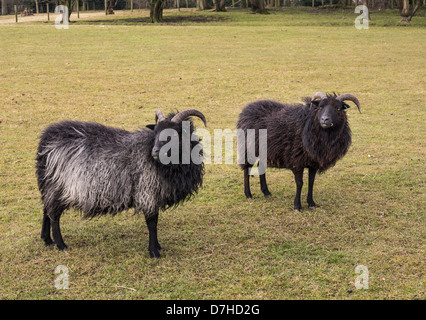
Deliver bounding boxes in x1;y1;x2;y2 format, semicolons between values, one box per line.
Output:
312;98;349;129
147;120;182;162
147;119;199;165
147;110;206;165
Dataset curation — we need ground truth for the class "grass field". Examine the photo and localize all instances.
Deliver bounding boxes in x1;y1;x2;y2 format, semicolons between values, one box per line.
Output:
0;8;425;300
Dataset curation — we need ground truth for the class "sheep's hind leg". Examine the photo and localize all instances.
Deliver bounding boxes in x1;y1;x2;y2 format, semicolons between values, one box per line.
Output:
145;211;161;258
292;168;304;211
41;208;53;246
48;204;68;250
244;166;253;199
307;167;318;208
259;173;271;197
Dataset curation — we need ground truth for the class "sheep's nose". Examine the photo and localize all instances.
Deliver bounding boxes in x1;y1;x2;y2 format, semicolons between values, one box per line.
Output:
320;115;333;128
152;147;160;159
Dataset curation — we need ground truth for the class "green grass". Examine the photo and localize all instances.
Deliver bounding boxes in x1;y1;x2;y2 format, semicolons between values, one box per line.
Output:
0;8;425;299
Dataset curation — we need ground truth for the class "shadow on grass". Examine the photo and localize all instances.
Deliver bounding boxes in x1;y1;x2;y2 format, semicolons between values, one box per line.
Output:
76;15;230;26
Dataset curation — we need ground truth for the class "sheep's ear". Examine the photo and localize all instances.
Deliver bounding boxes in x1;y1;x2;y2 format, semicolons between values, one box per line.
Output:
342;103;350;110
146;124;156;130
310;100;320;108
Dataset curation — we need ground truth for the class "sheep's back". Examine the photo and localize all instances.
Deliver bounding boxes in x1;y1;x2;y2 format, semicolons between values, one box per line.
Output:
237;100;308;170
237;100;286;131
37;121;138;216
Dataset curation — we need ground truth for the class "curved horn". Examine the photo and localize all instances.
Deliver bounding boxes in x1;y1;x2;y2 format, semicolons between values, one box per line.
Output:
155;110;165;123
336;94;361;114
171;109;207;127
311;92;327;101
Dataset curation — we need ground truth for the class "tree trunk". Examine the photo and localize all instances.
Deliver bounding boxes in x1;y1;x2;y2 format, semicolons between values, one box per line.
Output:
400;0;410;16
61;0;75;20
149;0;164;22
250;0;269;13
1;0;8;15
398;0;421;23
199;0;210;10
107;0;119;14
213;0;226;11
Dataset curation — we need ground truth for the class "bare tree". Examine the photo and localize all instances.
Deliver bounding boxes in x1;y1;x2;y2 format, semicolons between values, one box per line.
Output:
197;0;211;9
250;0;269;13
107;0;119;14
60;0;76;20
148;0;165;22
1;0;8;15
212;0;226;11
397;0;422;23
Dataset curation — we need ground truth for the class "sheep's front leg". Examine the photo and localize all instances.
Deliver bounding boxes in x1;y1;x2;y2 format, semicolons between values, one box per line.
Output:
307;167;318;208
145;212;161;258
244;166;253;199
292;168;304;211
259;173;271;197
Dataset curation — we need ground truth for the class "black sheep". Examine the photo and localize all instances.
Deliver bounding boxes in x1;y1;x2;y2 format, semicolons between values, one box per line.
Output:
237;92;361;211
36;109;206;258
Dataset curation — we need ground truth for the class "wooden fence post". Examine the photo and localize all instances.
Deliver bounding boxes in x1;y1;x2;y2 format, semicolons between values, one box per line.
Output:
47;3;50;21
14;5;18;23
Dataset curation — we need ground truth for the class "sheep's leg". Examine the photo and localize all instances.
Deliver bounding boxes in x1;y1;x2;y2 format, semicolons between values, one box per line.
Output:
48;205;68;251
41;208;53;246
259;173;271;197
152;214;162;251
307;167;318;208
292;168;304;211
244;166;253;199
51;217;67;251
146;212;161;258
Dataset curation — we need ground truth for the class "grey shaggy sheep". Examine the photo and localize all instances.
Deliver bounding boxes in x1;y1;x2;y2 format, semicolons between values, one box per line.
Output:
36;109;207;258
237;92;361;211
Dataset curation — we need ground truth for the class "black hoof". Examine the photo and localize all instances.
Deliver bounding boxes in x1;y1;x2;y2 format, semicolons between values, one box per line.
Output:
42;237;54;246
149;248;161;259
56;243;69;251
308;201;319;209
